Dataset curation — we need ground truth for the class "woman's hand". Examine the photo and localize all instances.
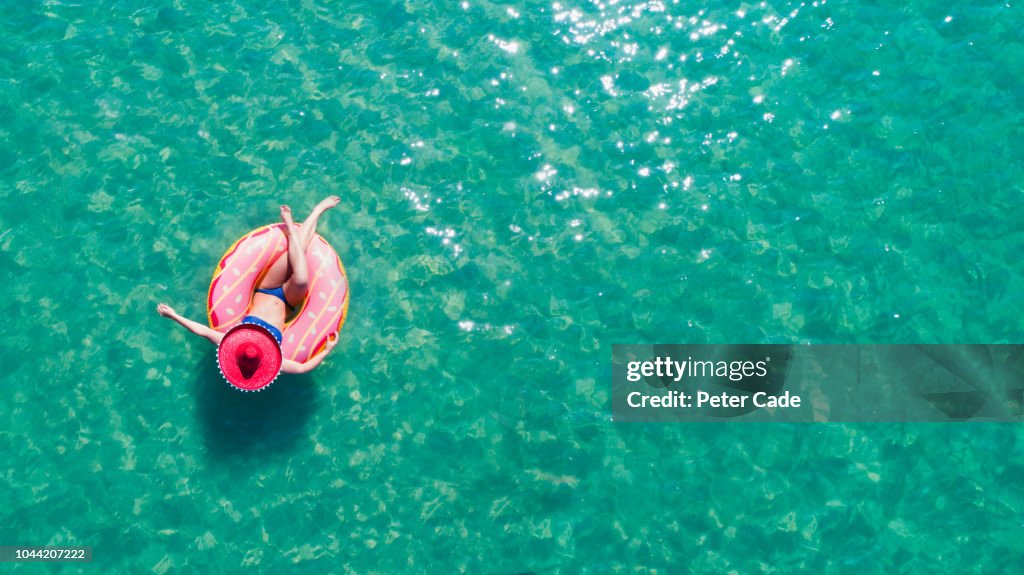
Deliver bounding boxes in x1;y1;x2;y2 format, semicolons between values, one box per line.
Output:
157;303;176;318
282;333;341;374
156;303;223;345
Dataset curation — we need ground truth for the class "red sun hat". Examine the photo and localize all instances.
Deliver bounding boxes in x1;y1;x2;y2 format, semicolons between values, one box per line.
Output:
217;324;283;392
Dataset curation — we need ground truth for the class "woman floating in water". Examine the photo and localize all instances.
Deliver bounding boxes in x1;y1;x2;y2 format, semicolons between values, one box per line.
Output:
157;196;342;381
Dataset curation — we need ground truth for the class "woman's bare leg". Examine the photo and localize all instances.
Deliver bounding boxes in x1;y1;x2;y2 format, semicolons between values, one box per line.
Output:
257;196;340;289
280;205;309;307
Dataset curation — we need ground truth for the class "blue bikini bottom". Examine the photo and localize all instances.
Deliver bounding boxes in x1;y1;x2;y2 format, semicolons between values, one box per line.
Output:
255;285;296;312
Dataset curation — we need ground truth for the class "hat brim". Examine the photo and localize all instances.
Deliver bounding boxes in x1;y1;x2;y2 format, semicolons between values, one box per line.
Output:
217;324;283;392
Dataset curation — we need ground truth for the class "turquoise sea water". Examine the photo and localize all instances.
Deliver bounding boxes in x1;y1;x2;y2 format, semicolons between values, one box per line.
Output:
2;0;1024;572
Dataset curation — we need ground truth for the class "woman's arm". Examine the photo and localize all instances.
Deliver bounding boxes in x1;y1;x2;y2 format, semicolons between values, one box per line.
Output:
157;303;224;346
281;333;339;374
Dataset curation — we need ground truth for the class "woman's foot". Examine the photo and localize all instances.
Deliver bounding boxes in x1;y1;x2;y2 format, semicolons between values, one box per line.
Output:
292;197;338;251
280;205;295;227
314;195;341;214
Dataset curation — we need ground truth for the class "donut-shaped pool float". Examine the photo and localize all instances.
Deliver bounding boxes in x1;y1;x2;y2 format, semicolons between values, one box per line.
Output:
206;224;349;364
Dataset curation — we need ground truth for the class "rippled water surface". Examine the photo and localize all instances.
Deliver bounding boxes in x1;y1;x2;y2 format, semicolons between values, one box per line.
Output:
2;0;1024;572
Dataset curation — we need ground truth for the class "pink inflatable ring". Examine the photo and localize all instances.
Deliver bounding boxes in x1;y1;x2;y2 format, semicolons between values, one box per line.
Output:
207;224;349;364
